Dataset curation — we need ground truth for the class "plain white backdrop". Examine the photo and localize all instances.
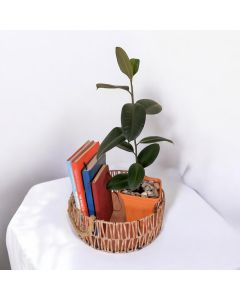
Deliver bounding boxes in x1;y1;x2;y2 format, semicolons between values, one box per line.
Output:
1;31;240;269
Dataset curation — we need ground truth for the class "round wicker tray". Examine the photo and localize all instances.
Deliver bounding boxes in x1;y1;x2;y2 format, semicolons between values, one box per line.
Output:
67;170;165;253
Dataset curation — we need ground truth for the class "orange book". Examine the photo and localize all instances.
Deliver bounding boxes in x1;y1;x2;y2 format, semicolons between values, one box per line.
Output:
67;140;90;162
72;141;100;216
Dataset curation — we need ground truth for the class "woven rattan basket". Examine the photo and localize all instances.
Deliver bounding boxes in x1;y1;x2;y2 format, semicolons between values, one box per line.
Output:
67;170;165;253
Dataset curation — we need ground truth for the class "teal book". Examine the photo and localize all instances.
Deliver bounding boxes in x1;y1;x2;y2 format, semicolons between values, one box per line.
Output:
67;160;79;208
66;141;91;209
82;154;106;216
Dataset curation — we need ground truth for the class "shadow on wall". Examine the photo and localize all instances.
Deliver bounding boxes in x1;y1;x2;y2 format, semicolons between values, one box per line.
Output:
137;85;183;218
148;114;182;216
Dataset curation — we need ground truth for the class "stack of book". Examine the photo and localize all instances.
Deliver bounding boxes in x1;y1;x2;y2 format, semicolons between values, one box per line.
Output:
67;140;113;221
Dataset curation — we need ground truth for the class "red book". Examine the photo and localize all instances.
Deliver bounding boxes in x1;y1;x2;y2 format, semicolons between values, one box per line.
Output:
91;165;113;221
72;141;99;216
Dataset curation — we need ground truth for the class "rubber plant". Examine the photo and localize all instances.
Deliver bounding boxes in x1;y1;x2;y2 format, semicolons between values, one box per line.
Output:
97;47;173;192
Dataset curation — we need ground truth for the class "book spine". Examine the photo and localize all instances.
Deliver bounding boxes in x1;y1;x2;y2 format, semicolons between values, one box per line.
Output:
66;161;80;209
73;166;89;216
82;171;95;216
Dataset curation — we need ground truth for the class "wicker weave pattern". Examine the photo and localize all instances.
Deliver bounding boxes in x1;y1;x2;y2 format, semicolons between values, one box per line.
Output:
67;170;165;253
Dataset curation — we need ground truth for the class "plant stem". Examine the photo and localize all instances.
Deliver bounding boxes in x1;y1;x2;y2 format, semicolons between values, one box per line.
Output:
130;79;138;162
130;79;134;104
133;140;138;162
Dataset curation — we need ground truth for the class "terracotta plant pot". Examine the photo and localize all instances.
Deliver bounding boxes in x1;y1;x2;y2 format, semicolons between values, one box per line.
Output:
118;176;162;222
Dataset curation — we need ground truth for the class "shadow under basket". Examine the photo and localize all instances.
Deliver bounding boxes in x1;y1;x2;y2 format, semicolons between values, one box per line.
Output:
67;170;165;253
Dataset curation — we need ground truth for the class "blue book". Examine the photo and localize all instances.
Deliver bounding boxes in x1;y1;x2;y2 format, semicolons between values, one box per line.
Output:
82;154;106;216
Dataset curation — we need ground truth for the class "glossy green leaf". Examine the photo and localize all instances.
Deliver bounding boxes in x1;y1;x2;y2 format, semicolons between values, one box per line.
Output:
130;58;140;75
121;103;146;141
139;136;173;144
117;141;134;152
128;163;145;190
115;47;133;79
107;173;129;190
97;127;125;158
138;143;160;168
96;83;129;92
136;99;162;115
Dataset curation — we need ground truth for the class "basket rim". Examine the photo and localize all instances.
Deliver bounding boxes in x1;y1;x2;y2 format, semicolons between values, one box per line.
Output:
68;169;164;225
68;189;165;225
67;169;166;252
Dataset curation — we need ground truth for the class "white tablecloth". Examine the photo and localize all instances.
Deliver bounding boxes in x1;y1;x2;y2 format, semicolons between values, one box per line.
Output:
6;169;240;269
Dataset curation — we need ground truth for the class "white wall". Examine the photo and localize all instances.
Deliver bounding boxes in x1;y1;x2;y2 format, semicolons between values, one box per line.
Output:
1;31;240;269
